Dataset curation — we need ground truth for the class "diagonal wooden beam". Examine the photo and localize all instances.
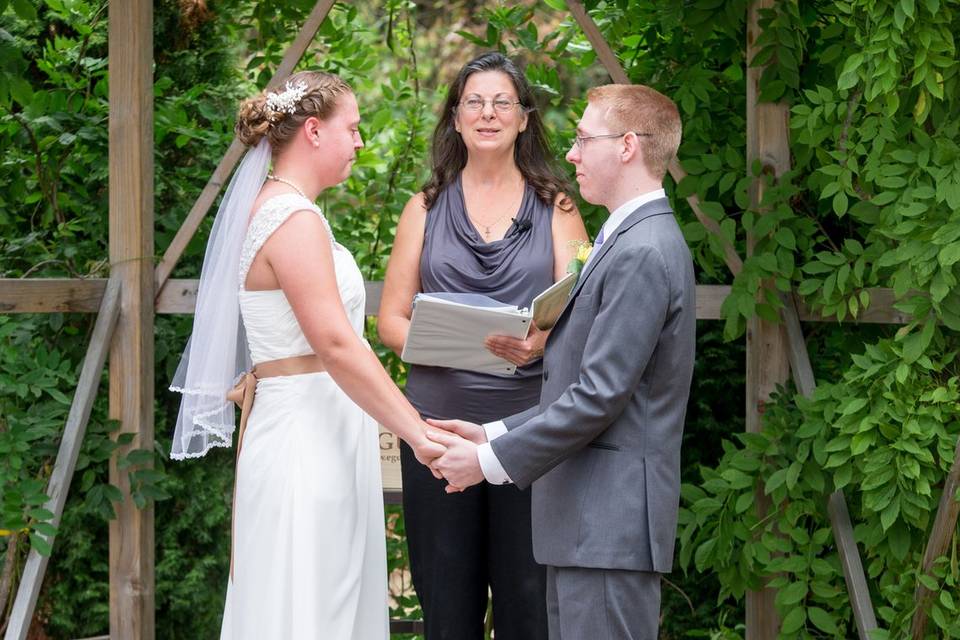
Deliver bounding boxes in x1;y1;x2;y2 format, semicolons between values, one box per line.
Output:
780;293;878;638
154;0;339;296
154;138;246;292
3;278;121;640
566;0;744;276
910;436;960;639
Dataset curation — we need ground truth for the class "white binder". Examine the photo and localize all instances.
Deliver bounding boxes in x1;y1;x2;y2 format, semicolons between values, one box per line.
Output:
400;273;577;375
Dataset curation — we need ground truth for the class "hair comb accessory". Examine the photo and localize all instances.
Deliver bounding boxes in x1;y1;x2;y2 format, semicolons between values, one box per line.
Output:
266;80;309;116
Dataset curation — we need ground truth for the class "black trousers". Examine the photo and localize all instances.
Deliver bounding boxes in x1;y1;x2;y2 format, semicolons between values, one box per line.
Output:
400;440;548;640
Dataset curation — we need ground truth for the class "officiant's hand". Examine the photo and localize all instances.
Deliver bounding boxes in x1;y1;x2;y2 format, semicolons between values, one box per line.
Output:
426;429;484;493
485;325;547;366
426;418;487;445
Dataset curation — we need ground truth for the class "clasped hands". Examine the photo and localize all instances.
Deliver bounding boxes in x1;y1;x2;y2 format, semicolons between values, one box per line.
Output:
412;419;488;494
410;328;543;491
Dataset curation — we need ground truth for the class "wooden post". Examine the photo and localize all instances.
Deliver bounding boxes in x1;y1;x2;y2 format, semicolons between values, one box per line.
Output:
108;1;155;638
746;1;790;637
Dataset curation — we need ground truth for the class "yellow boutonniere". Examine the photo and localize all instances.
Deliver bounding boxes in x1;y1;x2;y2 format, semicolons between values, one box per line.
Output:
567;240;594;276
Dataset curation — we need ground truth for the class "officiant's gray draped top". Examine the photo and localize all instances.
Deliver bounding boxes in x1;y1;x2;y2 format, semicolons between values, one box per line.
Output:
404;175;555;423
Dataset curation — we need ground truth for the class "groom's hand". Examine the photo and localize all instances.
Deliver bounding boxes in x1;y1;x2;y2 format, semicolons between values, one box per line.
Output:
426;430;484;493
426;418;487;445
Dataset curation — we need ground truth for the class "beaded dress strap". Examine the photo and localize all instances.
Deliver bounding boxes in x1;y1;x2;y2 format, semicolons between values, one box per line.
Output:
238;193;334;289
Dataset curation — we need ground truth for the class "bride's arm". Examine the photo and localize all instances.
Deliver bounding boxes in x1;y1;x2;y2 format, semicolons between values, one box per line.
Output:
260;210;442;464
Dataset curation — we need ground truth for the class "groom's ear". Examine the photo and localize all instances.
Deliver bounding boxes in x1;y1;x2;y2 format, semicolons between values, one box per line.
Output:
621;132;642;164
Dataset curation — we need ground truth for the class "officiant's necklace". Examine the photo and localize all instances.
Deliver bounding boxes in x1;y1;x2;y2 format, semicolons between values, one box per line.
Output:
267;173;307;199
467;209;511;239
464;187;523;239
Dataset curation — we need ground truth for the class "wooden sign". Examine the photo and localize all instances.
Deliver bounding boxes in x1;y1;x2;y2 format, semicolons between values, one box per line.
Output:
378;425;403;491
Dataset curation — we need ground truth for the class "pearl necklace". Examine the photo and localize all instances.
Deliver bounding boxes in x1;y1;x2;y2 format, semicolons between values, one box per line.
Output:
267;174;307;199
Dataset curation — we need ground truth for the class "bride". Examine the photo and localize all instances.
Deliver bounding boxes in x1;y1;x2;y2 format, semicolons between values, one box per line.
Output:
169;71;444;639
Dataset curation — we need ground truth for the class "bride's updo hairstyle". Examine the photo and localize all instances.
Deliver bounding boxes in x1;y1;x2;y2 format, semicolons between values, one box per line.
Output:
235;70;352;150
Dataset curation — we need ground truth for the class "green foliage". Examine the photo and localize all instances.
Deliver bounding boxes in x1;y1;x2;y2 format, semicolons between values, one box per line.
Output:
680;333;960;638
3;0;958;638
507;0;960;638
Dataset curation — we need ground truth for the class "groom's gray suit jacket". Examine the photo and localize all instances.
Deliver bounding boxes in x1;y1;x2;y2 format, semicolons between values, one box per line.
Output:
491;197;695;574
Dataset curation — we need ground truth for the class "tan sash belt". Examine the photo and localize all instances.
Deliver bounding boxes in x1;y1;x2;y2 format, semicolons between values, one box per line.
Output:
225;353;326;579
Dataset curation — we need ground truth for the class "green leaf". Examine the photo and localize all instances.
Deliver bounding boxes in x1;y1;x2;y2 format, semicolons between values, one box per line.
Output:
780;604;807;634
902;331;925;364
765;468;788;494
774;227;796;250
841;397;868;415
938;243;960;267
896;363;910;383
698;201;726;222
758;79;786;102
808;607;839;634
779;580;808;606
880;497;900;530
26;507;54;521
834;463;852;490
735;492;754;513
833;190;849;216
918;574;939;591
887;521;911;561
29;532;53;557
786;461;802;490
11;0;36;20
837;70;859;91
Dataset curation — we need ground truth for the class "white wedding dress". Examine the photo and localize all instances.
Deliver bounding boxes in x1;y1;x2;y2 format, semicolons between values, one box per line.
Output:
220;193;389;639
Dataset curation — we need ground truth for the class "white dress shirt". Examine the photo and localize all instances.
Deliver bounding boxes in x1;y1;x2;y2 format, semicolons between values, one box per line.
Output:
476;187;668;485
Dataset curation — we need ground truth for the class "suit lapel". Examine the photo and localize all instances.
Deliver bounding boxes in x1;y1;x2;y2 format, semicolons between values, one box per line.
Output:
553;198;674;326
569;198;673;300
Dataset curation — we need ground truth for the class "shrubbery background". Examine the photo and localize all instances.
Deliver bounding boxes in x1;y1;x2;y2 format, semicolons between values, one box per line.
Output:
1;1;957;638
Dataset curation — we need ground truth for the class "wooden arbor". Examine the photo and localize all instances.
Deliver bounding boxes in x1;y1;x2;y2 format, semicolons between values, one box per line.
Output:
2;1;958;639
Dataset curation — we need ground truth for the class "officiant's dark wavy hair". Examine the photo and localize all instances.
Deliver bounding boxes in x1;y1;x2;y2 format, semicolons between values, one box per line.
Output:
422;53;572;212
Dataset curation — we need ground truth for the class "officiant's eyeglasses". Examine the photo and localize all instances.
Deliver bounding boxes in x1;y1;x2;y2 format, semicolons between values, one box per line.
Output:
459;95;523;113
571;132;651;150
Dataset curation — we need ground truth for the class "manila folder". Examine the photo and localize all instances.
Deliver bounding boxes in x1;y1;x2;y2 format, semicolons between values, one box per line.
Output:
531;272;576;330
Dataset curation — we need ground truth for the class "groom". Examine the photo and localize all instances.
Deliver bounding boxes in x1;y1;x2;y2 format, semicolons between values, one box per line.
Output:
427;84;695;639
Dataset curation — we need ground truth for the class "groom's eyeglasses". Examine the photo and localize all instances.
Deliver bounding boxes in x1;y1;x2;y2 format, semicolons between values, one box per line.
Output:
571;131;652;150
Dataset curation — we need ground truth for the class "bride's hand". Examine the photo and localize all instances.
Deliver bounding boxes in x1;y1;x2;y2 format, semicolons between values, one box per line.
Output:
411;430;446;474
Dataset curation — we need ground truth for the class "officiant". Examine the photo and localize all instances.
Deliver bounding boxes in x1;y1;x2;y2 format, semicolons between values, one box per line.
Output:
377;52;587;639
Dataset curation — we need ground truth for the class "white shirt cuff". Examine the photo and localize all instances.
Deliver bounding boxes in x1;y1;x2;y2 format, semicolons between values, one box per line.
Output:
477;442;512;485
484;420;508;440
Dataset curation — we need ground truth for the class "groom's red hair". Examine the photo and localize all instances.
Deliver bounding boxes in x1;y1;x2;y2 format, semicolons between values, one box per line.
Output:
587;84;681;180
